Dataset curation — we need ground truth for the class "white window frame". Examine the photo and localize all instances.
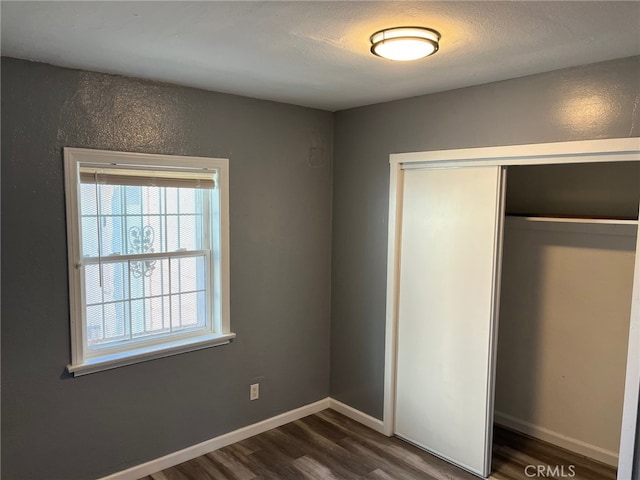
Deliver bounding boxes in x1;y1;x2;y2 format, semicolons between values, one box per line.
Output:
64;148;233;376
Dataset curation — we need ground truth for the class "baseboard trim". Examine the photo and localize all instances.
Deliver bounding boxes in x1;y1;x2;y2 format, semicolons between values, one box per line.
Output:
328;398;386;434
97;398;331;480
494;411;618;467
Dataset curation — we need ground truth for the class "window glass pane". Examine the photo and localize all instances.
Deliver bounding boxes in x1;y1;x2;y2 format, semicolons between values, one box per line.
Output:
171;256;206;293
131;296;171;338
179;189;198;214
80;182;125;257
86;305;103;343
80;183;208;257
103;261;129;302
145;296;170;334
171;291;206;331
102;184;124;257
103;302;128;341
166;215;179;252
179;256;198;292
130;299;145;336
170;256;206;294
85;260;131;349
87;301;129;347
179;215;200;251
84;264;103;305
129;258;169;299
80;183;97;216
196;291;207;328
81;218;99;257
142;215;163;254
170;255;207;330
85;261;129;305
165;187;179;215
142;186;161;215
84;255;207;350
124;185;142;215
125;216;146;255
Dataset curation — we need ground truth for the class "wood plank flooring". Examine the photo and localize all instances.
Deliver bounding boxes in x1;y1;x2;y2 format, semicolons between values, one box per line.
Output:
491;427;616;480
140;409;616;480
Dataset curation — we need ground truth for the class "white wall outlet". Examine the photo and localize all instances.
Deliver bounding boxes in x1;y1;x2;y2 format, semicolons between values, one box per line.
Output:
250;383;259;401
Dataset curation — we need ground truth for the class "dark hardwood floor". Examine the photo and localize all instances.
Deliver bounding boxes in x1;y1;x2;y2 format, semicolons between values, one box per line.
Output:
140;409;616;480
491;427;616;480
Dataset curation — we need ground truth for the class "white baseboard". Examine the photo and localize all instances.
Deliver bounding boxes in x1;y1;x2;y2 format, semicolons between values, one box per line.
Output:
98;398;330;480
494;411;618;467
328;398;386;434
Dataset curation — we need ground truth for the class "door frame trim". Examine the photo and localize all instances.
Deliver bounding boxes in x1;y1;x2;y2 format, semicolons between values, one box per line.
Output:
383;137;640;480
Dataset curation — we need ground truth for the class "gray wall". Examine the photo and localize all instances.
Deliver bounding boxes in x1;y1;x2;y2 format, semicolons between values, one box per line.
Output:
330;55;640;419
506;162;640;218
1;57;333;480
496;218;635;461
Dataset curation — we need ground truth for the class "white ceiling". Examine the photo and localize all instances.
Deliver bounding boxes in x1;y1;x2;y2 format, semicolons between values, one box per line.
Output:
2;1;639;111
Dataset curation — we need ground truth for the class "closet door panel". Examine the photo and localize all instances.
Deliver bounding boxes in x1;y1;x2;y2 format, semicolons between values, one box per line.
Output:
395;166;504;477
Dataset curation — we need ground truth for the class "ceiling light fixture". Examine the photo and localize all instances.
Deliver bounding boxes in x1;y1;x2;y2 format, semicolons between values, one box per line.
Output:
370;26;441;61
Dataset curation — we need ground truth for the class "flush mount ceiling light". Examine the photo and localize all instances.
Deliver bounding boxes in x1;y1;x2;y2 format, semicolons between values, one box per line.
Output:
370;26;441;61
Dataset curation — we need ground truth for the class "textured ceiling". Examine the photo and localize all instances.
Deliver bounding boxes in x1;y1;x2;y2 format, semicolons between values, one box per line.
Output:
2;1;639;111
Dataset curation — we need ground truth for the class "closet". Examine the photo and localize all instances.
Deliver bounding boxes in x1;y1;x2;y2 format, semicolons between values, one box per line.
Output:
384;138;640;480
494;162;639;470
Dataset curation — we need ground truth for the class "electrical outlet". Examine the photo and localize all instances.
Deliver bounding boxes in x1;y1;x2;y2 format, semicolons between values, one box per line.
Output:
250;383;259;401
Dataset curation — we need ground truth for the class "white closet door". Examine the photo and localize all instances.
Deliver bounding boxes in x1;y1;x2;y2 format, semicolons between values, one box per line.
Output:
395;166;504;477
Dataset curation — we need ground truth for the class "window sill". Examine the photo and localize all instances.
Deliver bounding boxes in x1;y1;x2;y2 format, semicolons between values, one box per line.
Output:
67;332;236;376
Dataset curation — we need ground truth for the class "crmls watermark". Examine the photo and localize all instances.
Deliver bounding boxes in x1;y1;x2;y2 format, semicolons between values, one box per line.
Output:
524;464;576;478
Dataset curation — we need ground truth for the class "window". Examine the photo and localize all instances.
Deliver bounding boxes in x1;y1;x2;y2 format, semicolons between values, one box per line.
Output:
64;148;233;376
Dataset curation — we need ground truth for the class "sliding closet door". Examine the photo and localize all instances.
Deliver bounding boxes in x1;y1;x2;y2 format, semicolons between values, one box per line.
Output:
395;166;504;477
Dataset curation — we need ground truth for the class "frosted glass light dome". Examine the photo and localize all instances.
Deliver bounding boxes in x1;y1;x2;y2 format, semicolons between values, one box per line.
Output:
370;27;441;61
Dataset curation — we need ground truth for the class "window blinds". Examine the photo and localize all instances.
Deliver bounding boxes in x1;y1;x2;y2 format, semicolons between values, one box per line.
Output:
79;166;216;189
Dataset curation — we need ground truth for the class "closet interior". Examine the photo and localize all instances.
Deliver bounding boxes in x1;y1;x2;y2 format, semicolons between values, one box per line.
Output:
493;161;640;476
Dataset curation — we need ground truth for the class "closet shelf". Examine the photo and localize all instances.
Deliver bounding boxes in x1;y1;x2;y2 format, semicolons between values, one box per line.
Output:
506;215;638;226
